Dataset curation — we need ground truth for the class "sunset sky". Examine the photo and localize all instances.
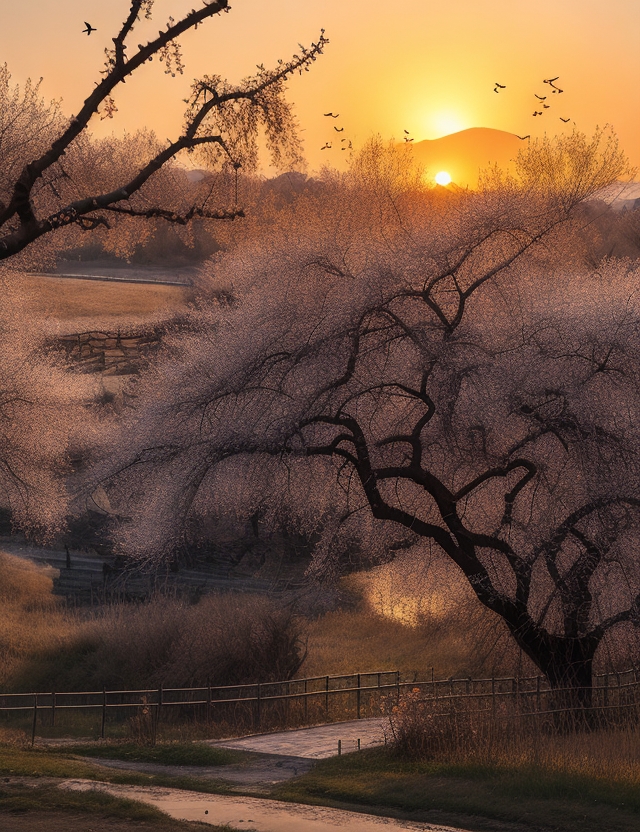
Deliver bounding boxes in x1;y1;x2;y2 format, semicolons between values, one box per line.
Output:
1;1;639;177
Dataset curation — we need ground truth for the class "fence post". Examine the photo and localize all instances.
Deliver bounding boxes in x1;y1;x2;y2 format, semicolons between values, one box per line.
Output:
396;670;400;703
31;693;38;746
153;684;162;746
491;677;495;717
51;691;56;728
101;687;107;739
257;683;262;730
356;673;361;719
207;682;212;724
325;675;329;717
304;679;308;723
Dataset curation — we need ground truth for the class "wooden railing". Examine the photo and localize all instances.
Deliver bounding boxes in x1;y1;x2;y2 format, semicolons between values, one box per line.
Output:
1;667;638;745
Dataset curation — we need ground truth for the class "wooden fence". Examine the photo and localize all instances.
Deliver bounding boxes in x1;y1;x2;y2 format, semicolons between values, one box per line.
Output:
0;667;638;745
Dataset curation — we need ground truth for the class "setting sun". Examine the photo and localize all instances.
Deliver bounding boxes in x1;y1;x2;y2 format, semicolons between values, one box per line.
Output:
435;171;452;186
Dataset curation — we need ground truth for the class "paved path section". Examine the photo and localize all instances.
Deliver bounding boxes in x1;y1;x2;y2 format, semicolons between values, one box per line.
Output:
61;779;471;832
212;718;388;759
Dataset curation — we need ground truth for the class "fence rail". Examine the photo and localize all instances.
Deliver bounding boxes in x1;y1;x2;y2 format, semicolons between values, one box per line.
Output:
1;667;638;745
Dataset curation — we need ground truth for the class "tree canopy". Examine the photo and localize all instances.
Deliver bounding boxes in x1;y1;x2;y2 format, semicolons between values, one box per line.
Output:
86;133;638;699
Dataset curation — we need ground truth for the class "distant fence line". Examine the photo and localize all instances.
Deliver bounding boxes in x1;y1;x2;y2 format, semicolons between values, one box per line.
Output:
1;667;638;745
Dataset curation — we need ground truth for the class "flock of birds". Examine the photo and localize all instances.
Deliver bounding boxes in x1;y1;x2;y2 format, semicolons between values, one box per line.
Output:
493;76;572;139
320;113;353;152
81;22;573;154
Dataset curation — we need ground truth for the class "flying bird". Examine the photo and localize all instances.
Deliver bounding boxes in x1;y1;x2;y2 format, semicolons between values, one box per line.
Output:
494;82;506;92
534;94;547;100
404;129;410;134
516;134;530;140
404;137;414;142
559;117;571;122
323;112;340;118
342;140;353;151
320;142;332;150
532;111;543;116
543;103;550;108
543;76;559;84
552;88;564;94
82;22;96;35
334;126;344;132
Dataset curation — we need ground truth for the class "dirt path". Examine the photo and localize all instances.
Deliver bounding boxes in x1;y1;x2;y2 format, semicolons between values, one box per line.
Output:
60;779;471;832
211;717;388;760
75;719;387;794
77;752;314;793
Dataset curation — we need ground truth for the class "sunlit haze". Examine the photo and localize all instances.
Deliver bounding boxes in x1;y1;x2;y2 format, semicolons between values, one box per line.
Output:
1;1;638;182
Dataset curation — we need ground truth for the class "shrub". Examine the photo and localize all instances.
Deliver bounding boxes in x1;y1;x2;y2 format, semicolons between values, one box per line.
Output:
14;593;306;692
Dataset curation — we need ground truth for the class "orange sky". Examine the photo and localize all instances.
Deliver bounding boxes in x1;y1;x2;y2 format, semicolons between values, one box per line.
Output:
1;1;639;177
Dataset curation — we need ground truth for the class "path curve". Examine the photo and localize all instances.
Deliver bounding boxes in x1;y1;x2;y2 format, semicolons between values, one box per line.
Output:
60;779;472;832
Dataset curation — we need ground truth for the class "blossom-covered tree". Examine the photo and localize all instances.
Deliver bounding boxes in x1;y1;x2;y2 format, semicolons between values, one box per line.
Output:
0;271;95;539
0;0;327;264
92;132;637;706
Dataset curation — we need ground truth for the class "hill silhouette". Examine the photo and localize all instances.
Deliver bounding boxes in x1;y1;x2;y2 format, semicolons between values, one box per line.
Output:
411;127;522;188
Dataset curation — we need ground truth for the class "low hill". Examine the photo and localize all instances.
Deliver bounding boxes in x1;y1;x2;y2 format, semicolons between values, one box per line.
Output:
411;127;523;188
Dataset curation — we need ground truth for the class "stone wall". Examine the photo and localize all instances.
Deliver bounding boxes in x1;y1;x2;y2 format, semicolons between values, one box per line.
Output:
57;330;163;375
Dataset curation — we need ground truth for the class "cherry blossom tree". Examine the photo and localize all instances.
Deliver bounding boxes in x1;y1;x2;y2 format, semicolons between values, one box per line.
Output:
90;131;639;706
0;271;96;540
0;0;327;264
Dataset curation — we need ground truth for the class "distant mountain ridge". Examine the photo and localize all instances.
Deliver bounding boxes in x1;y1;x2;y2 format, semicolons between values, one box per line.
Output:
410;127;523;188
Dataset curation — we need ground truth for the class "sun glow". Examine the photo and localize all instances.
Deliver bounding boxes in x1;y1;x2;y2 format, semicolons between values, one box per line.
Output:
435;171;452;186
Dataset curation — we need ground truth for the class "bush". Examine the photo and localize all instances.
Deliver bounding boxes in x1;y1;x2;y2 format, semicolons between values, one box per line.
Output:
14;593;306;692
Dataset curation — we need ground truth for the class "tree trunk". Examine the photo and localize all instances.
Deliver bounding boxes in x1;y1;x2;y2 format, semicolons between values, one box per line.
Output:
503;617;597;727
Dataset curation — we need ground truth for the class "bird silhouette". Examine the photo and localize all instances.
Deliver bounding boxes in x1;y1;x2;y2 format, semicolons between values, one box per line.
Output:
494;83;506;92
534;94;547;100
320;142;332;150
543;103;550;108
323;113;340;118
551;88;564;94
559;117;571;122
404;129;410;134
543;76;559;84
516;134;530;140
333;126;344;132
404;136;414;142
532;111;543;116
82;22;97;35
342;141;353;151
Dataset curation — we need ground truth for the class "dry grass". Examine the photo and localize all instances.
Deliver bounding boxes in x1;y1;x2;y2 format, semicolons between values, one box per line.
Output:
0;551;77;689
16;274;192;322
302;572;524;680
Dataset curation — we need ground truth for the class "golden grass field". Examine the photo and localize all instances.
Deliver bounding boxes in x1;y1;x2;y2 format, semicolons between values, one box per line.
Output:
24;275;192;322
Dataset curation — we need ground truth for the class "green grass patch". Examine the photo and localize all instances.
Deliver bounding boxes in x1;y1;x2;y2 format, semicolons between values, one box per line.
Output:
0;744;234;795
65;741;242;767
0;783;235;830
274;747;640;832
0;783;175;822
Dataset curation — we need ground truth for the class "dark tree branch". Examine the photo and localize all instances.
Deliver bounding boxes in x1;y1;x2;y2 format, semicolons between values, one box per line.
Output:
0;2;328;260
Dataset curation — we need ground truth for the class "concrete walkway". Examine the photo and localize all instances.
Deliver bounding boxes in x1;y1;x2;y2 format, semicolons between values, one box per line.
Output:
212;718;389;759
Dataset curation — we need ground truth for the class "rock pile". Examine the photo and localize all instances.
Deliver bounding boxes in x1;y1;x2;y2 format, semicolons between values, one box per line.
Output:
57;330;162;374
